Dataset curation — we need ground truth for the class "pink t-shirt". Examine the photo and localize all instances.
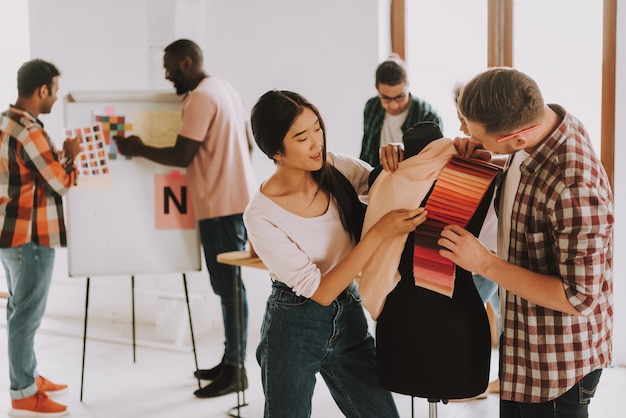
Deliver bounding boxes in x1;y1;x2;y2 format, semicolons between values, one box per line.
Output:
178;76;256;220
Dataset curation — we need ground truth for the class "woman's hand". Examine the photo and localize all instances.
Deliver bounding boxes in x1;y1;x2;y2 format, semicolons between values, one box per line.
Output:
379;143;404;172
371;207;427;240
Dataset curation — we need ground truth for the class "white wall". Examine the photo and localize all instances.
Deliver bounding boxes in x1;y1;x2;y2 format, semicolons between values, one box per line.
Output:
26;0;387;345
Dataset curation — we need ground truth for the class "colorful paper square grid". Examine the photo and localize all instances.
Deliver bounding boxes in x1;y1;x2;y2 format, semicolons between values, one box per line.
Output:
64;124;110;177
94;114;133;160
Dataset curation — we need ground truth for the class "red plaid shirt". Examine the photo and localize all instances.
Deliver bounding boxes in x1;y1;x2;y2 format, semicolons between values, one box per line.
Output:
499;105;614;402
0;106;77;248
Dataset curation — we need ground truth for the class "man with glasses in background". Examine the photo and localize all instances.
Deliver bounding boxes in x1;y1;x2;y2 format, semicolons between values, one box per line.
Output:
359;54;442;167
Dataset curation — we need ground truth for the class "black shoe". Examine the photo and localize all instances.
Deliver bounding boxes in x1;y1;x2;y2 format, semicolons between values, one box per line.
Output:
193;365;248;398
194;361;225;381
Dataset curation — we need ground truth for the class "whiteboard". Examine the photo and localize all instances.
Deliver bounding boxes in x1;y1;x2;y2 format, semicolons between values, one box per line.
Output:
63;90;201;277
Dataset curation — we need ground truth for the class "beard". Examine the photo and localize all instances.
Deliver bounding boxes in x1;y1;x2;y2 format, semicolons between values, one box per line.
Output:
173;82;188;95
169;72;190;96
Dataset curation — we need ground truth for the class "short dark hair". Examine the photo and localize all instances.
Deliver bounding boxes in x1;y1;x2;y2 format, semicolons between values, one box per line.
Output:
459;67;544;134
17;59;60;98
164;39;203;66
375;57;407;86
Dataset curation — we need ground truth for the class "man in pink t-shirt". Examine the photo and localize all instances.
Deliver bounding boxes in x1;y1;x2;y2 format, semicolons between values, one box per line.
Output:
116;39;255;399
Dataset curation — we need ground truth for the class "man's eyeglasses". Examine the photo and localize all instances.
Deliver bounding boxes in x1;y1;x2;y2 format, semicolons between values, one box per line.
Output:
379;92;407;103
495;124;542;143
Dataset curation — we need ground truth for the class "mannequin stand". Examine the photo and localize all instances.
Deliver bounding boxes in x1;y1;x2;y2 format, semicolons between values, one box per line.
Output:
408;397;448;418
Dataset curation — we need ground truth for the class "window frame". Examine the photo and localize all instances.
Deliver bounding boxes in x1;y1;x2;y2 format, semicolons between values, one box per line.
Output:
391;0;616;189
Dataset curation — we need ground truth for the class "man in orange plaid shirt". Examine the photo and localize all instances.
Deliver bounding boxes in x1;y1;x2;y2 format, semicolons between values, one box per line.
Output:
0;59;81;417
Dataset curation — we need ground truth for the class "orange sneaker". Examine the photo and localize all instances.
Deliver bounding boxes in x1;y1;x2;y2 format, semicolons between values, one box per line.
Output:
36;375;68;394
9;391;67;417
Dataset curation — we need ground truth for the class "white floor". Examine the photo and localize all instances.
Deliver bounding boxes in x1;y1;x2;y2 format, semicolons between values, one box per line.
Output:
0;314;623;418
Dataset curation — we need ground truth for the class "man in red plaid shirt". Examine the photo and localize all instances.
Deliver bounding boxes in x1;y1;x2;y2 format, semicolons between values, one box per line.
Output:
440;67;613;418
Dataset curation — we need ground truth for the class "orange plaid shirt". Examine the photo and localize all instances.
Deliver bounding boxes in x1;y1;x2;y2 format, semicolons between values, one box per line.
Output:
0;106;77;248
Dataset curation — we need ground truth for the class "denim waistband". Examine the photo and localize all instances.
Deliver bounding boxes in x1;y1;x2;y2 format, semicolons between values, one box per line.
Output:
271;280;357;302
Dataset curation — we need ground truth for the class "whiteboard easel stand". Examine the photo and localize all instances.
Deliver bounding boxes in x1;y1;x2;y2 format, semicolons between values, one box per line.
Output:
79;273;201;402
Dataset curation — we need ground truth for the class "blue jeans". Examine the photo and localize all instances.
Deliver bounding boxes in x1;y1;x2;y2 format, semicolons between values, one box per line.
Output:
257;281;399;418
473;273;501;335
0;242;55;400
198;214;248;366
500;368;602;418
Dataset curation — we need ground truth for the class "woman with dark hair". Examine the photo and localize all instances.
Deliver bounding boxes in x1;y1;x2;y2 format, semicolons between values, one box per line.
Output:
243;90;425;417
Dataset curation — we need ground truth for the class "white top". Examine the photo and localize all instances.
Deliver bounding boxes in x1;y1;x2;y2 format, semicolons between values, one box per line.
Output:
497;150;527;259
497;150;527;316
243;152;371;298
478;196;498;252
380;107;409;147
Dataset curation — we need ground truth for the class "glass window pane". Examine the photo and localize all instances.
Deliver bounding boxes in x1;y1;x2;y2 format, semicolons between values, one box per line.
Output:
406;0;488;138
514;1;602;152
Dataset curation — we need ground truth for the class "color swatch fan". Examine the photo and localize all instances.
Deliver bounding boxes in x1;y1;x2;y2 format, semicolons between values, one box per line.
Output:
413;155;501;297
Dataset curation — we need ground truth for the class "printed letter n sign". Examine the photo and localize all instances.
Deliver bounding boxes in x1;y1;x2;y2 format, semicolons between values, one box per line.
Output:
154;173;195;230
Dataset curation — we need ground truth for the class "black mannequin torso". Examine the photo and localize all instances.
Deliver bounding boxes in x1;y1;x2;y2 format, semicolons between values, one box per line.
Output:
371;122;493;400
